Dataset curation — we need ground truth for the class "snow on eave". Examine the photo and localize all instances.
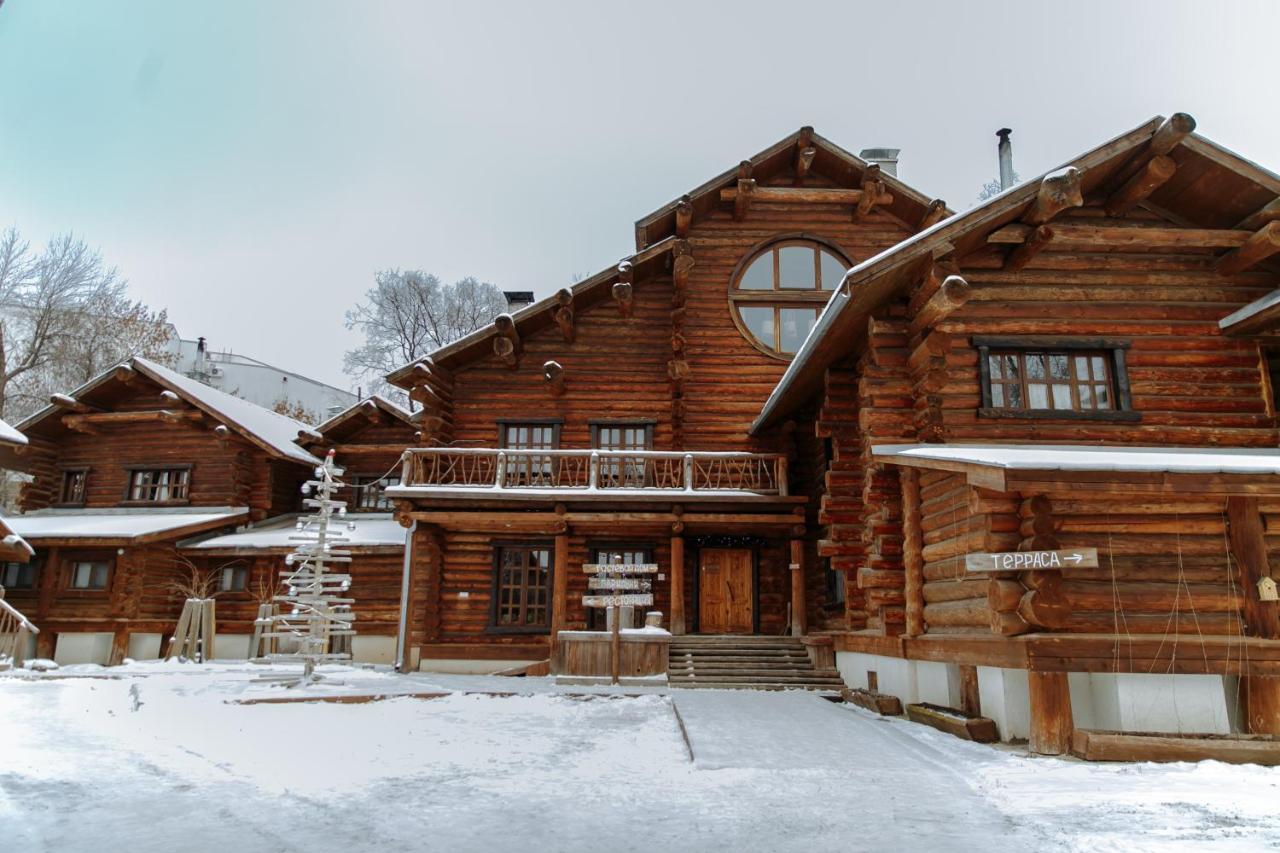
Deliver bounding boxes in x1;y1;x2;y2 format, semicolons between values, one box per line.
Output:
749;116;1171;436
0;417;27;447
312;394;417;436
7;506;250;541
871;443;1280;475
0;515;34;560
178;512;407;551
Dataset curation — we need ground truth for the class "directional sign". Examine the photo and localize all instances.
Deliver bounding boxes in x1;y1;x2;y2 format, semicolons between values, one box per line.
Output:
965;548;1099;573
582;594;654;608
588;577;651;591
582;563;659;575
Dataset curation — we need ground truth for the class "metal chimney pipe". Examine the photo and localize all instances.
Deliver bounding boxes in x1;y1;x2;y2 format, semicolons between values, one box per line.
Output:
997;128;1015;191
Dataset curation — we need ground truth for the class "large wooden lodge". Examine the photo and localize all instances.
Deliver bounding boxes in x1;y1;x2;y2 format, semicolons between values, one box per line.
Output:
3;114;1280;751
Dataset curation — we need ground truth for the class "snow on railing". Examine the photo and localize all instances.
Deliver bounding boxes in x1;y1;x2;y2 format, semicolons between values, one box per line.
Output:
400;448;787;495
0;587;39;670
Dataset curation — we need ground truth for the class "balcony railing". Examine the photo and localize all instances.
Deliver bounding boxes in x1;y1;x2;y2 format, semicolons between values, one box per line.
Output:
398;448;788;495
0;588;39;670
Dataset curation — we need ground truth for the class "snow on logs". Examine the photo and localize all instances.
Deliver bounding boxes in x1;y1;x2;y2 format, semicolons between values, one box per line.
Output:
542;360;565;397
909;275;970;337
612;260;634;318
674;194;693;238
918;198;948;231
1021;167;1083;226
492;313;520;368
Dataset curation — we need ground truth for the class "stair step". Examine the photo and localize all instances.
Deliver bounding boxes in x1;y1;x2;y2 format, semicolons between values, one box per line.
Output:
670;682;841;692
667;635;845;693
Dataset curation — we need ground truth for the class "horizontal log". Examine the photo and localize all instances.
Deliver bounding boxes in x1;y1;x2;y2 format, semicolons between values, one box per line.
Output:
987;223;1253;249
718;186;893;206
923;597;989;627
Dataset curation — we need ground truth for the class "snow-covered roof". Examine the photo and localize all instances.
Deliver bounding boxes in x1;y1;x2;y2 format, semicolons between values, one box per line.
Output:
131;358;321;465
182;512;407;552
0;417;26;447
16;356;321;466
313;395;416;436
0;514;34;561
7;507;249;543
871;444;1280;475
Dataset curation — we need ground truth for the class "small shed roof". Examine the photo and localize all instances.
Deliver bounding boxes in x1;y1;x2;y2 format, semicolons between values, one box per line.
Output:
871;443;1280;475
181;512;407;553
0;417;27;448
0;514;34;562
7;507;249;544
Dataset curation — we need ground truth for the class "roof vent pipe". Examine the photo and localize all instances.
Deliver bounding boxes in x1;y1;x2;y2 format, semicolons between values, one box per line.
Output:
859;148;900;178
997;128;1015;191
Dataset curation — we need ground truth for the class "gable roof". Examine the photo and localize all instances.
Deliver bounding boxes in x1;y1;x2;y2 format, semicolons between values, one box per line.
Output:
0;417;26;448
308;394;417;442
388;126;948;389
0;514;34;562
14;356;321;466
752;113;1280;433
633;127;948;250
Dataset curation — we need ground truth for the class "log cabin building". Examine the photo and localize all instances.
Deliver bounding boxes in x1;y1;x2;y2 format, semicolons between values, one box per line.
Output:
0;357;320;664
382;128;950;673
0;418;33;564
754;114;1280;749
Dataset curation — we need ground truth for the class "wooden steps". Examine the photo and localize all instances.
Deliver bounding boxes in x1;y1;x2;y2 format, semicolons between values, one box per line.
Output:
669;635;846;692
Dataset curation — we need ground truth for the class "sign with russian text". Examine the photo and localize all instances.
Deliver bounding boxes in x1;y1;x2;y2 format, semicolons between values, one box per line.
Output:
964;548;1099;572
582;593;655;608
582;563;659;575
588;577;651;591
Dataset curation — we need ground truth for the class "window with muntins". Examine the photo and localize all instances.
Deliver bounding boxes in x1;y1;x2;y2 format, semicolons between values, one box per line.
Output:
974;337;1136;421
349;474;400;510
592;423;653;488
59;469;88;505
218;565;248;593
500;422;559;486
492;545;552;630
729;238;849;358
127;467;190;502
69;559;111;590
1;561;37;590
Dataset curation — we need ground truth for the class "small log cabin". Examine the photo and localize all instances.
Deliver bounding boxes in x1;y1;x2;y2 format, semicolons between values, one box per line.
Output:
381;128;949;673
0;357;320;664
175;395;417;662
755;114;1280;749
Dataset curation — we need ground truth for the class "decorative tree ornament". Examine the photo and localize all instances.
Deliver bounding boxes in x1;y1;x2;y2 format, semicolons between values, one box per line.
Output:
256;449;356;685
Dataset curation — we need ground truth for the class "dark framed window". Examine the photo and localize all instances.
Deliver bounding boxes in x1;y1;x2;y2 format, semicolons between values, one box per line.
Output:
974;336;1138;422
126;466;191;503
498;421;561;486
729;236;849;359
67;556;112;590
59;468;88;505
490;543;553;632
591;421;654;488
586;544;654;629
823;557;845;608
349;474;400;510
218;565;249;593
1;560;38;590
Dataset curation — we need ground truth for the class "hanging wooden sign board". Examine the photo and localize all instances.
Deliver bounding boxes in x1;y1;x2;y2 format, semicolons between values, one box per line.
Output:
582;563;659;574
965;548;1099;573
588;577;652;591
582;593;654;608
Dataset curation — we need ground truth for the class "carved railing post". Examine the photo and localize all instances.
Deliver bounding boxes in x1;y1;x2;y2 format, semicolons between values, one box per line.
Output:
495;451;507;489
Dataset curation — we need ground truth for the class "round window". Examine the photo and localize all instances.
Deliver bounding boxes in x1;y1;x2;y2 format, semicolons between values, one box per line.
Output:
728;238;849;359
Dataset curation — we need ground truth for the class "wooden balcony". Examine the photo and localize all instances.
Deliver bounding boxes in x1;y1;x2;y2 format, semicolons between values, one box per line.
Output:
396;448;788;496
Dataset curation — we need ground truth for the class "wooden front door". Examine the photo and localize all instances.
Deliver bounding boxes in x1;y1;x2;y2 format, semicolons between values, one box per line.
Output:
698;548;753;633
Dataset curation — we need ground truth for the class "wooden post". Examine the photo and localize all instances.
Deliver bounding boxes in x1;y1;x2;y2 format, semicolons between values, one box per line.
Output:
901;468;925;637
1028;671;1074;755
108;627;129;666
13;624;29;669
670;530;686;635
202;599;215;662
1226;496;1280;639
36;629;55;661
610;605;621;685
551;532;569;653
790;538;806;637
959;665;981;717
1243;676;1280;734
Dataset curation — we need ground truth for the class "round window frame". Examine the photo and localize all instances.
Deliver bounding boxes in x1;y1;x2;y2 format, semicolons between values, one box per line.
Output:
727;233;852;361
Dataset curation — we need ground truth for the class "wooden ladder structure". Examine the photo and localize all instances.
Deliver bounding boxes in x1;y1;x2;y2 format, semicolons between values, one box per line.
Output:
0;587;40;670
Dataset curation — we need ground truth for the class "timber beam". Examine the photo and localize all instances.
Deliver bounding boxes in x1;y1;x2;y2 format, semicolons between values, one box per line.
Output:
1216;221;1280;277
493;313;520;368
1021;167;1083;226
49;394;100;414
62;409;204;431
1236;197;1280;232
554;288;575;343
613;260;634;317
672;239;694;305
919;198;948;230
853;163;886;221
1003;225;1054;271
543;360;565;397
1106;112;1195;190
674;194;693;238
719;185;894;208
1219;288;1280;336
988;223;1255;250
1105;154;1177;217
910;275;970;336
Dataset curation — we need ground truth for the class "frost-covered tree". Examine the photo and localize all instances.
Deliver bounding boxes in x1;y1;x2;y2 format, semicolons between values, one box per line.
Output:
343;270;507;404
977;170;1021;203
0;227;172;420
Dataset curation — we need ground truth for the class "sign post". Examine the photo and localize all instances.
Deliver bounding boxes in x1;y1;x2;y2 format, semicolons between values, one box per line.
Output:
581;559;657;684
964;548;1099;573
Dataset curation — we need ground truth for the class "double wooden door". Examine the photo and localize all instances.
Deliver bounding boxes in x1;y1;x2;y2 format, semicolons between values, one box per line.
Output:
698;548;753;634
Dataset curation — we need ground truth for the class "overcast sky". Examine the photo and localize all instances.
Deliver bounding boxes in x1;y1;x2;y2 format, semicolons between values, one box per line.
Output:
1;1;1277;390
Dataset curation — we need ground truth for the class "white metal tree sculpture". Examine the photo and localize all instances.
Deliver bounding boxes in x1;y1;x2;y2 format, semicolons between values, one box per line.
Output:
258;449;356;684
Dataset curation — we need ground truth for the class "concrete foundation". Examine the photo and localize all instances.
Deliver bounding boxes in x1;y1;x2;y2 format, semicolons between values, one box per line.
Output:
126;632;163;661
54;632;113;665
418;658;538;675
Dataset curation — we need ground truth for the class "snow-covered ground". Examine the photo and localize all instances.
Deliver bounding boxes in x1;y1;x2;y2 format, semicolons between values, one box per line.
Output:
1;661;1278;852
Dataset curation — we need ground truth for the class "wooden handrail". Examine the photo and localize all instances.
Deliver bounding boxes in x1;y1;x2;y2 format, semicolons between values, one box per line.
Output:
0;590;39;670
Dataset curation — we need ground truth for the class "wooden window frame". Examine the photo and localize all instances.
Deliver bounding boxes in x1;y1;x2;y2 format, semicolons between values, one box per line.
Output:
63;551;114;594
585;542;656;630
973;336;1139;422
348;473;401;511
590;420;655;488
0;559;39;591
217;563;250;594
728;234;851;361
122;464;193;505
56;467;89;507
487;541;555;635
497;420;562;487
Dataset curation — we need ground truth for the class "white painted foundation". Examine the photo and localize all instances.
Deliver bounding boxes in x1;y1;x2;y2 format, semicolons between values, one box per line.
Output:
839;651;1241;740
126;633;162;661
418;658;537;675
54;632;113;665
